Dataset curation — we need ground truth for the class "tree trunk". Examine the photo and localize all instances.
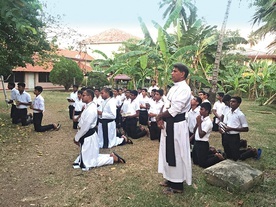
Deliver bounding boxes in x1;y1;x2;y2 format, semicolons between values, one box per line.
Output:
209;0;232;103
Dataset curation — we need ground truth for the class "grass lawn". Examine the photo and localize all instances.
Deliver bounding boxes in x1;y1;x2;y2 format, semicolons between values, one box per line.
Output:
0;90;275;207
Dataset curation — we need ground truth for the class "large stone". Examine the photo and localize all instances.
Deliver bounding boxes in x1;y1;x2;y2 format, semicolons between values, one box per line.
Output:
203;159;264;192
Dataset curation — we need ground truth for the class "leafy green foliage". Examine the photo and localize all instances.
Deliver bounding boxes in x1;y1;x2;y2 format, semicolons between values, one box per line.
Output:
86;72;109;89
49;57;83;91
0;0;50;76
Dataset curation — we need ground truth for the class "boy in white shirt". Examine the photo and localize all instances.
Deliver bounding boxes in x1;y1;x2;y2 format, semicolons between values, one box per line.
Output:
7;82;19;120
73;90;86;129
212;92;225;131
31;86;61;132
67;84;78;119
192;102;224;168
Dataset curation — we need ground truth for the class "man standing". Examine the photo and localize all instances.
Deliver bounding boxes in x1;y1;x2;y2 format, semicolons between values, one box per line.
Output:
212;92;225;131
156;63;192;194
6;82;19;120
67;84;78;119
148;80;159;94
73;89;126;171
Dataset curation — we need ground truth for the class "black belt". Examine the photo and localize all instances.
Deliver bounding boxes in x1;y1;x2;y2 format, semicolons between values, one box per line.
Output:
79;128;96;145
74;111;81;115
164;112;186;167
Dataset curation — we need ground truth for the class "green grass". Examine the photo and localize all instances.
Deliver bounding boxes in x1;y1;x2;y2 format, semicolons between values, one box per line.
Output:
0;91;275;207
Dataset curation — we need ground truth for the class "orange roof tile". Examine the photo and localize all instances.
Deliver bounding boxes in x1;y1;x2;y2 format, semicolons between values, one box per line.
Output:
57;49;93;61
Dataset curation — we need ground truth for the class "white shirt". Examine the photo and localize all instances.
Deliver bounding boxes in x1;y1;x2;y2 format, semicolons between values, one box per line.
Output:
32;94;44;113
139;95;150;111
16;91;31;109
187;106;200;133
195;116;213;142
213;100;225;123
148;99;164;122
224;107;248;134
69;91;78;106
121;98;130;115
74;98;85;112
126;98;139;116
113;96;122;107
11;88;19;101
148;85;159;94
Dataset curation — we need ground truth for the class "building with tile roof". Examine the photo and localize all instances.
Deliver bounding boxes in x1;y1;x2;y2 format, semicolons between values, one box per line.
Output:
81;28;140;59
4;49;93;90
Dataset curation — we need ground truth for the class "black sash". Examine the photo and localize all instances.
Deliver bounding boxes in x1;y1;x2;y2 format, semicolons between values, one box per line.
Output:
99;118;115;148
164;113;186;167
74;111;81;116
79;128;96;145
79;128;96;169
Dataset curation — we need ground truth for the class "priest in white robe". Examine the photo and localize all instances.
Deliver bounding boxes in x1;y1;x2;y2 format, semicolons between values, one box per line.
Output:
156;63;192;194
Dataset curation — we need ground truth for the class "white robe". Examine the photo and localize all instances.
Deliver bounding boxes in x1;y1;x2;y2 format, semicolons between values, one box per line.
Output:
74;101;113;169
97;98;124;148
158;80;192;185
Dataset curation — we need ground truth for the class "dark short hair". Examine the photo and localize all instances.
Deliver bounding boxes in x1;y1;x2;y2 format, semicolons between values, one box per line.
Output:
8;82;15;87
102;87;113;97
231;96;242;104
194;96;202;106
206;92;210;98
142;88;148;92
217;92;224;97
152;80;156;83
73;84;79;88
151;89;157;93
222;94;231;102
34;86;43;92
173;63;189;79
81;87;87;91
200;102;212;114
77;90;83;95
17;82;26;87
85;89;94;99
130;90;138;97
155;89;164;96
198;90;206;95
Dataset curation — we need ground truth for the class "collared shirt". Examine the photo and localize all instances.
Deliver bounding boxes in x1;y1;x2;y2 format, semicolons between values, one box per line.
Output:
166;80;191;117
148;85;159;94
94;95;103;109
113;96;122;107
11;88;19;101
126;98;139;116
213;100;225;123
139;95;150;111
16;91;31;109
32;94;45;113
222;105;231;118
187;106;200;133
148;99;164;122
69;91;78;106
195;116;213;142
121;98;130;115
74;98;85;112
224;107;248;134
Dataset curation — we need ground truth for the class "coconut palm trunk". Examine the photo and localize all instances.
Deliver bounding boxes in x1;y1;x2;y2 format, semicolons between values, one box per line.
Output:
209;0;232;103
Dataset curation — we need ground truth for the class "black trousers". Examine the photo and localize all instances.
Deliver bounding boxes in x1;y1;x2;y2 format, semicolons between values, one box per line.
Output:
192;141;220;168
13;108;31;126
33;113;54;132
139;110;148;125
149;122;160;140
222;133;240;161
126;117;146;139
10;104;17;118
69;105;74;120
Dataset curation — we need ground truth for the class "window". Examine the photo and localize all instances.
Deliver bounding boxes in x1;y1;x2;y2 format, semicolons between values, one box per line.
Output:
38;73;51;82
4;72;25;83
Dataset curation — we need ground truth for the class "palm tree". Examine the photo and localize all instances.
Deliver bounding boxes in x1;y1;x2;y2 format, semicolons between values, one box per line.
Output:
209;0;232;103
251;0;276;52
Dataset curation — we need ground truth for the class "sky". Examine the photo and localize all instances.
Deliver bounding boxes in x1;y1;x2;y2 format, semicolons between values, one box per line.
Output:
42;0;270;50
